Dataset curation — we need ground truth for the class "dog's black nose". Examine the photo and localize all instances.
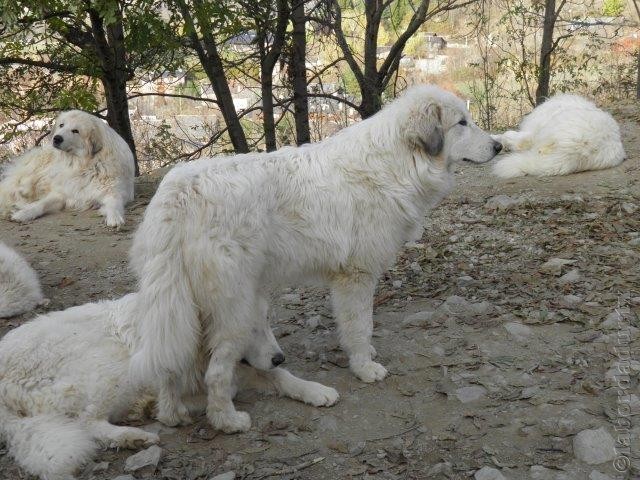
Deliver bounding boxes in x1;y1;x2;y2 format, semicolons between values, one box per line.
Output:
53;135;63;145
271;352;285;367
493;141;503;154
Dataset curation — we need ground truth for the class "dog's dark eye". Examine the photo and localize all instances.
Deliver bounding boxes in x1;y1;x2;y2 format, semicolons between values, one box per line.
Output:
72;129;79;134
458;119;468;126
59;124;64;127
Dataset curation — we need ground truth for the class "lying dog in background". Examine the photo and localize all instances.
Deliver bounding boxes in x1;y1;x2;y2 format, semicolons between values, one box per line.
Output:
492;94;625;177
0;292;338;479
0;110;135;227
0;241;45;318
129;84;501;433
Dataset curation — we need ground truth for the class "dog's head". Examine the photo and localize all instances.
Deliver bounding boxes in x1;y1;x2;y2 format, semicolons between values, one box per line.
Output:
51;110;104;159
401;86;502;165
241;322;285;371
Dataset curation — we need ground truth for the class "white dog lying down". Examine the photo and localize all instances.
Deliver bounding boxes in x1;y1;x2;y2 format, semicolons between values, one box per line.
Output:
0;293;338;479
0;110;135;227
130;85;501;433
0;241;45;318
492;94;625;177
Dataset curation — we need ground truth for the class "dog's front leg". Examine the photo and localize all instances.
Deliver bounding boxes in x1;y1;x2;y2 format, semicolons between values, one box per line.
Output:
99;194;126;228
330;273;387;383
246;366;339;407
205;343;249;433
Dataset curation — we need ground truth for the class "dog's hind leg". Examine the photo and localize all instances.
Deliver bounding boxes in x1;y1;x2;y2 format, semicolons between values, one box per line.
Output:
242;366;339;407
330;272;387;383
205;339;249;433
10;191;65;222
493;130;532;152
156;373;193;427
87;420;159;449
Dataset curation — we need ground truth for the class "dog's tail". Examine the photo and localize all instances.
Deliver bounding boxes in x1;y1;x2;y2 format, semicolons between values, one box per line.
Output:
0;403;96;479
129;200;200;385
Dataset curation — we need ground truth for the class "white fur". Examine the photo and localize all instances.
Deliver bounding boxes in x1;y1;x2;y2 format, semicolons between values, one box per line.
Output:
0;242;45;318
0;293;338;479
493;94;625;177
129;85;499;431
0;110;135;227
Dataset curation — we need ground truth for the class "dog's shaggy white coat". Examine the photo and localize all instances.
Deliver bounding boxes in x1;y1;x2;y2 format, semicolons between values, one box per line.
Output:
492;94;625;177
0;110;135;227
0;292;338;479
130;85;500;433
0;242;45;318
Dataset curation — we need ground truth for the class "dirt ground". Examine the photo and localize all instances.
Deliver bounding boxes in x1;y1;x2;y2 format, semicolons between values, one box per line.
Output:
1;104;640;480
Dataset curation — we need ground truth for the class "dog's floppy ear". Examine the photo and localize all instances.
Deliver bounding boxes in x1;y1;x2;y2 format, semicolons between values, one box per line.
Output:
87;123;104;157
405;102;444;156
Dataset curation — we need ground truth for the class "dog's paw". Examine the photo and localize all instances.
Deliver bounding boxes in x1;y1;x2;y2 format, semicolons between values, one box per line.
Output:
11;207;39;223
104;211;125;228
300;382;340;407
157;403;193;427
208;410;251;434
110;428;160;449
350;360;388;383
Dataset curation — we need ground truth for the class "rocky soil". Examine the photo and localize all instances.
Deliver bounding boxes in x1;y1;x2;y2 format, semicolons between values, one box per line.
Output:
1;103;639;479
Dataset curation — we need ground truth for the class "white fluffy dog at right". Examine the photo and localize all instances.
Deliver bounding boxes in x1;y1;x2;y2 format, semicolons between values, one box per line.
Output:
0;110;135;227
0;241;45;318
492;94;625;178
0;292;338;479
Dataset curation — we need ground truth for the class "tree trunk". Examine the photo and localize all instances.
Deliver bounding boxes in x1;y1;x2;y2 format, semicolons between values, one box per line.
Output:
636;47;640;100
89;9;139;175
290;0;310;145
359;86;382;119
199;41;250;153
261;71;277;151
176;0;249;153
535;0;556;105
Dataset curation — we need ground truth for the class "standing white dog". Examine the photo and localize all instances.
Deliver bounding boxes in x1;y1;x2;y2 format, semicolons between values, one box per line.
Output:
0;110;135;227
0;241;45;318
130;85;501;433
492;94;625;177
0;292;338;479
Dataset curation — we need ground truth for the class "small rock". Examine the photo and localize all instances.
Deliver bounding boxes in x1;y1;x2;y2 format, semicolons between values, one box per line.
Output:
472;300;494;315
457;275;474;286
540;258;575;275
573;427;616;465
427;462;453;475
455;386;487;403
474;466;507;480
629;237;640;246
124;445;162;472
113;476;136;480
561;193;584;202
559;269;581;284
530;465;570;479
209;472;236;480
504;322;532;342
92;462;109;472
441;295;473;317
485;194;521;211
306;315;321;330
281;293;302;305
403;310;434;327
392;280;402;289
560;294;582;308
621;202;638;214
589;471;613;480
409;262;423;274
